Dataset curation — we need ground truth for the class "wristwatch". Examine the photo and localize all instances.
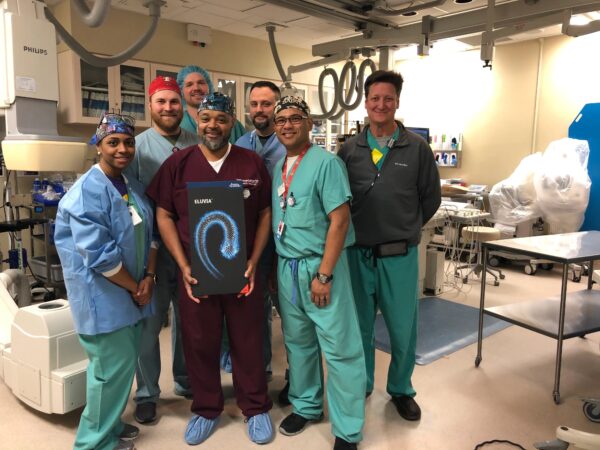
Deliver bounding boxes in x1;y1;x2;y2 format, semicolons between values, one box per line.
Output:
315;272;333;284
144;271;157;283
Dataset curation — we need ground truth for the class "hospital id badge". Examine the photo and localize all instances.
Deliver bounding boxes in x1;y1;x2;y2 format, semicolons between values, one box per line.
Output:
276;220;285;239
277;183;285;197
129;205;142;226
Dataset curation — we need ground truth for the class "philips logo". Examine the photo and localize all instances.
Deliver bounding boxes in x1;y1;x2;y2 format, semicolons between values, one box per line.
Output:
194;198;212;205
394;162;408;167
23;46;48;55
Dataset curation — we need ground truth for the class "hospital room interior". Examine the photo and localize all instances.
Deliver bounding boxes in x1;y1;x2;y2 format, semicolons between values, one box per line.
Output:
1;0;600;449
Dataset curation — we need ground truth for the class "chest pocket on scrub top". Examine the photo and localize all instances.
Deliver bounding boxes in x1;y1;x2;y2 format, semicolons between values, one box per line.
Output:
283;195;315;229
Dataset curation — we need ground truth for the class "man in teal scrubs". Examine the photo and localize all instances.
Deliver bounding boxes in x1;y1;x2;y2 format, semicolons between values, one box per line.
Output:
272;96;365;450
338;70;441;421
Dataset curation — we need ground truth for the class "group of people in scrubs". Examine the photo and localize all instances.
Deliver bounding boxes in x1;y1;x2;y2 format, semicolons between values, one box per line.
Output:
54;66;441;450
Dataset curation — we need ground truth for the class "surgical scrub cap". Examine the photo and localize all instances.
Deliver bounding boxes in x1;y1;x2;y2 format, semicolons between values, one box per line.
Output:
176;65;215;106
198;92;235;116
149;75;180;97
90;113;135;145
274;95;310;117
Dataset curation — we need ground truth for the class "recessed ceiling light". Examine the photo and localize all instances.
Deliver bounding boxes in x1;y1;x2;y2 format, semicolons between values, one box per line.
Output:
455;0;473;4
402;11;418;17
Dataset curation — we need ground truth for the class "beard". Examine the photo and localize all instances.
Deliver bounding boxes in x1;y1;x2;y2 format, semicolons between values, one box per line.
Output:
252;115;271;132
152;112;182;134
200;133;229;152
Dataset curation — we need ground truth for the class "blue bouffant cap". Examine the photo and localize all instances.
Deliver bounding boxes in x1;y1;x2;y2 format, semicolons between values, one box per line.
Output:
198;92;235;116
176;65;214;106
90;113;135;145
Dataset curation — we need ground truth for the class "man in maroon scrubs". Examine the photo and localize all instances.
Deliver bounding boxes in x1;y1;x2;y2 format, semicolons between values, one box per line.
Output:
146;92;274;445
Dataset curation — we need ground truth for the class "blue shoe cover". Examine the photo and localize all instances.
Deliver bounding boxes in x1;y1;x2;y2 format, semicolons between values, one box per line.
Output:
184;414;219;445
220;351;233;373
247;412;274;444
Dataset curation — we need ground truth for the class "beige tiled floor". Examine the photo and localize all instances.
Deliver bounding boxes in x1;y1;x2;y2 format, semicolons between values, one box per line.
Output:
1;263;599;450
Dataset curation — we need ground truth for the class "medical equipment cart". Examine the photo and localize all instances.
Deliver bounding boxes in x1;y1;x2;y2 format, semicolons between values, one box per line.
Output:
475;231;600;404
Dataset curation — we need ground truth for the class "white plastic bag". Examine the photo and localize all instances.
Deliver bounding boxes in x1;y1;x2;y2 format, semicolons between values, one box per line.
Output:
533;138;591;234
489;153;542;225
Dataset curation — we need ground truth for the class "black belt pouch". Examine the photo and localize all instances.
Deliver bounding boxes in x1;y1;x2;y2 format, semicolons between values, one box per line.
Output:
375;240;408;258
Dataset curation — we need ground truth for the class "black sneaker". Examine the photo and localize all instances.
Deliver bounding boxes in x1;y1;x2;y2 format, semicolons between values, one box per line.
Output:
134;402;157;424
278;382;291;406
118;423;139;440
278;412;323;436
334;437;357;450
391;395;421;421
113;439;135;450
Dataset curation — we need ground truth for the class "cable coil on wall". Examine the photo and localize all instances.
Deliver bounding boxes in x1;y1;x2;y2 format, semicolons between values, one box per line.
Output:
313;58;376;121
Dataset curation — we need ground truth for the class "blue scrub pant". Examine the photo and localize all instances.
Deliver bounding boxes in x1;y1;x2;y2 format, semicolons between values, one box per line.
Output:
135;246;190;403
347;245;419;398
74;323;141;450
278;252;365;443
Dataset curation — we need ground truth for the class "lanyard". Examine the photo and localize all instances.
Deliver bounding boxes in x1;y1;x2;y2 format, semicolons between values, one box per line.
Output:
280;144;309;209
367;127;400;169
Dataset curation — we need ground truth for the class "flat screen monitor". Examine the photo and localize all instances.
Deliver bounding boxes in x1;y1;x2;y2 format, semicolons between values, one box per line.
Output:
406;126;430;144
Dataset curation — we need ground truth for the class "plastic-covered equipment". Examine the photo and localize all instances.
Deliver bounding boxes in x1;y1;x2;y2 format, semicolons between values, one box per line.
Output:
489;138;592;236
489;152;542;225
534;138;591;234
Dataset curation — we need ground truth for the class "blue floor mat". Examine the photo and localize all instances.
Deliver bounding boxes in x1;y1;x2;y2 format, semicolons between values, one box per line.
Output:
375;297;512;365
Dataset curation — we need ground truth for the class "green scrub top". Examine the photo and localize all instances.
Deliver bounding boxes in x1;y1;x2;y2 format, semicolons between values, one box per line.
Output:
126;189;146;281
367;127;400;170
272;144;355;259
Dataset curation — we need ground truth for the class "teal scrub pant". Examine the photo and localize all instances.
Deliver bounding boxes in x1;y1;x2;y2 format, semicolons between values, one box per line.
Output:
75;323;142;450
278;252;365;443
347;245;418;398
135;246;190;402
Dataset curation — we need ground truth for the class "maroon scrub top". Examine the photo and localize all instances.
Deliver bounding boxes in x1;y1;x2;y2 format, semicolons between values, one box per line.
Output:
146;144;272;256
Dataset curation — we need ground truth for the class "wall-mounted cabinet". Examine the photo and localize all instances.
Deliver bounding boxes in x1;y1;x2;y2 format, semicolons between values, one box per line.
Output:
58;51;151;127
307;85;344;153
150;63;181;81
212;72;244;124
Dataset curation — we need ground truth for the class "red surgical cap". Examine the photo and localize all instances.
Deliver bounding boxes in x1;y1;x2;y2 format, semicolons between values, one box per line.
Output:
149;76;181;97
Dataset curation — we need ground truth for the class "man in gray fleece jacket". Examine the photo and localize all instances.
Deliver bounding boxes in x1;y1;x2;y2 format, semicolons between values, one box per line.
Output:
337;69;441;422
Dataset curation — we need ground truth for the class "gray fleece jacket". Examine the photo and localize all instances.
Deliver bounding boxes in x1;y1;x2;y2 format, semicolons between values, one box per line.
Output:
337;122;441;247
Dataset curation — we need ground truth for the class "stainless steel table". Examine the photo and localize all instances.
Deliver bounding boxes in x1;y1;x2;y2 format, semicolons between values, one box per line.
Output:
475;231;600;404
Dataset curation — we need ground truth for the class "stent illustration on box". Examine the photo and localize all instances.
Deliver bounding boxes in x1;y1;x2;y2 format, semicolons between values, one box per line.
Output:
187;181;247;297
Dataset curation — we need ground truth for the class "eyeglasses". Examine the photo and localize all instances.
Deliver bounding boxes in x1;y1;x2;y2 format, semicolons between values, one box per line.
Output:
274;115;308;127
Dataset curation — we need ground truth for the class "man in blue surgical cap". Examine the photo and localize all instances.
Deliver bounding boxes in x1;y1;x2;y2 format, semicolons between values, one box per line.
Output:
176;65;246;143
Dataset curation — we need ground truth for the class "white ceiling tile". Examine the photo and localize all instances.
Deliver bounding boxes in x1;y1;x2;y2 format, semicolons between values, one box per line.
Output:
201;0;264;10
166;9;235;27
186;3;249;20
249;3;308;22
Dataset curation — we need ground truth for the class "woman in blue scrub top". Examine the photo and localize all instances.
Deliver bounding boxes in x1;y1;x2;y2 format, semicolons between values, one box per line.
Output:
54;113;157;450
